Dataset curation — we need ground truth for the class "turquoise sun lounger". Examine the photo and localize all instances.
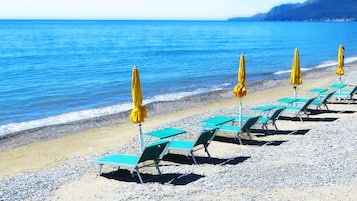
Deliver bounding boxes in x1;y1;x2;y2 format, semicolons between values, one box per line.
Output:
257;106;285;133
332;86;357;103
93;140;170;184
167;127;218;164
312;91;335;110
283;98;315;121
219;116;260;144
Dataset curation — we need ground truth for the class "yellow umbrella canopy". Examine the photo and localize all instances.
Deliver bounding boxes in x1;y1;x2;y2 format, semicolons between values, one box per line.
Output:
336;44;345;78
130;66;147;124
130;66;147;152
233;54;247;127
290;48;302;98
290;48;302;85
233;54;247;98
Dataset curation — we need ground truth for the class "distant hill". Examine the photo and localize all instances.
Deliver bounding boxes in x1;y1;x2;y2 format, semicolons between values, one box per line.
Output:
228;0;357;22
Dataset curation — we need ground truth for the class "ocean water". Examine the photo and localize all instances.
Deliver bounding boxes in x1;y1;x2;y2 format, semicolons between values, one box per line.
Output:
1;20;357;136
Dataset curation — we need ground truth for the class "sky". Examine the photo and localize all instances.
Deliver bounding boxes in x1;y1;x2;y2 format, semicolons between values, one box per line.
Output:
0;0;307;20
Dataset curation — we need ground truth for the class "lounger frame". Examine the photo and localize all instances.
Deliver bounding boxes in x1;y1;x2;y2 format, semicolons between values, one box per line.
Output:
94;140;170;184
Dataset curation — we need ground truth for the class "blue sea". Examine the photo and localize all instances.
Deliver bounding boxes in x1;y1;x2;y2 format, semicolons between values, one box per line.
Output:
1;20;357;136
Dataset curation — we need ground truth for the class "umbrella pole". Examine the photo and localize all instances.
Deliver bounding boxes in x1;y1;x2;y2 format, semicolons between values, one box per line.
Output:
139;123;144;153
239;98;243;127
338;76;342;97
293;86;298;106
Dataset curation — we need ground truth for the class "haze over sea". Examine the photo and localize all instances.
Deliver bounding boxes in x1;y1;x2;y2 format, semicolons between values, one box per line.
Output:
1;20;357;136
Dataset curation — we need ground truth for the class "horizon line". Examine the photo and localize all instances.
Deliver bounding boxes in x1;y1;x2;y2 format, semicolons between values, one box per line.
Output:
0;18;232;21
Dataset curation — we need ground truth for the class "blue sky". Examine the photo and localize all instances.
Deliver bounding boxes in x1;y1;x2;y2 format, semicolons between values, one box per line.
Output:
0;0;306;20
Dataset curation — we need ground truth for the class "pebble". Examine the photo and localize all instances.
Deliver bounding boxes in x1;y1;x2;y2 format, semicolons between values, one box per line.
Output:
0;66;356;200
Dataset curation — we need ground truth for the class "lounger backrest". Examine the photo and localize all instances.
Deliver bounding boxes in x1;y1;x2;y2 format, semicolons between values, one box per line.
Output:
138;140;170;163
270;106;286;120
350;86;357;95
322;91;335;103
301;98;315;110
241;116;260;131
194;128;218;147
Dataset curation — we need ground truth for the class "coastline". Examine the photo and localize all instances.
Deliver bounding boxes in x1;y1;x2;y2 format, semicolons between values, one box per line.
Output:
0;62;356;200
2;20;357;141
0;62;350;151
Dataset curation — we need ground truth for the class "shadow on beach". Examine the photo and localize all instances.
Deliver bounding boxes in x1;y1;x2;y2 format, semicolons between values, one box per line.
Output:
322;110;355;114
327;98;357;105
99;155;251;185
278;116;338;122
213;135;287;146
252;128;310;136
162;154;250;165
307;109;356;115
100;170;205;185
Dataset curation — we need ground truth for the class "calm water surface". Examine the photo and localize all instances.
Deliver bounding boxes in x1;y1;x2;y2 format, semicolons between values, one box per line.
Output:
1;20;357;135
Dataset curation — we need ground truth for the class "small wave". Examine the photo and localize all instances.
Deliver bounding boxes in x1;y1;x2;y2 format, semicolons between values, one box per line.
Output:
273;56;357;75
0;103;133;136
0;86;227;137
274;69;292;75
212;82;231;90
275;67;311;75
275;67;326;75
345;56;357;64
313;56;357;69
144;87;219;103
314;60;336;69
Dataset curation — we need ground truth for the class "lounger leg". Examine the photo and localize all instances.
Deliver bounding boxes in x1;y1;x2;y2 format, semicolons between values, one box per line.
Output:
297;113;303;121
265;124;272;134
98;164;103;176
154;160;162;176
204;145;211;159
266;128;272;134
135;167;144;184
325;104;329;110
235;135;243;145
272;121;278;131
247;131;252;140
347;96;352;104
130;169;135;177
261;123;267;134
190;151;198;164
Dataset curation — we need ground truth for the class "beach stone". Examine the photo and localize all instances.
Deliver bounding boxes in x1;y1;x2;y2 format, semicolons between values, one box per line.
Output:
1;66;357;200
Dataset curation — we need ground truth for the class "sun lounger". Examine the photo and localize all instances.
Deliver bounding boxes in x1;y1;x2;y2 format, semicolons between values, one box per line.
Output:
341;85;357;94
93;140;170;184
257;106;285;133
218;116;260;144
282;98;315;121
167;127;218;164
299;91;335;111
311;91;335;110
331;85;357;103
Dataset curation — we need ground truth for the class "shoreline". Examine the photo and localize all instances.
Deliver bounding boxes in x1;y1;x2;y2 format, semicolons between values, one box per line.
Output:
2;54;356;139
0;62;350;151
0;63;356;200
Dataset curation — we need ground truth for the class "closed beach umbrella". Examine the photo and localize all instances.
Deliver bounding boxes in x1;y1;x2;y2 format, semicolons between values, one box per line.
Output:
336;44;345;83
290;48;302;99
233;54;247;127
130;66;147;152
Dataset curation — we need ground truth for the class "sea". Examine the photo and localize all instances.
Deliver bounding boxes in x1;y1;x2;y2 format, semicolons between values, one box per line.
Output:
1;20;357;136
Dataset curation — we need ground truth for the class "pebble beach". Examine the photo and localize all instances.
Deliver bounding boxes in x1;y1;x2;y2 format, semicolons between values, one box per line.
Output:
0;64;356;201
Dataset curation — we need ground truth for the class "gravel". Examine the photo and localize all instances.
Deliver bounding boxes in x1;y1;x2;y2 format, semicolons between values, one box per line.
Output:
1;65;356;201
1;106;356;201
